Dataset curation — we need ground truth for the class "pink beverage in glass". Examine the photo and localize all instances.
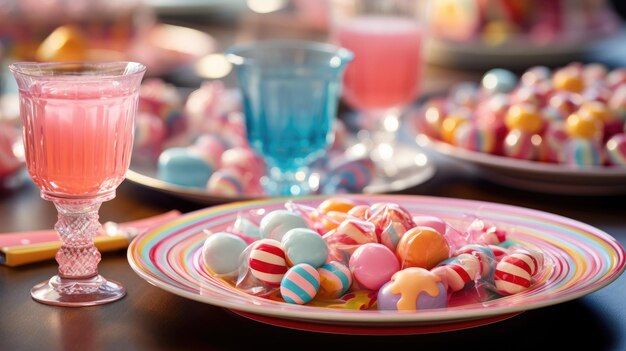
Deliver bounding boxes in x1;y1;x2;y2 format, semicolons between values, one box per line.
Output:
11;61;145;307
336;16;424;111
19;82;137;199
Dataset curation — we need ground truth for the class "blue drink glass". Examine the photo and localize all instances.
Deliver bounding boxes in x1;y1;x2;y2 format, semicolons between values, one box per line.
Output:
226;40;353;196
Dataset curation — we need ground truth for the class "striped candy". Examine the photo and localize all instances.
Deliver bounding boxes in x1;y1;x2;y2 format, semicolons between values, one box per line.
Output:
487;245;510;262
280;263;320;305
248;239;288;286
316;261;353;300
432;253;479;292
323;219;377;251
455;244;496;279
494;251;536;295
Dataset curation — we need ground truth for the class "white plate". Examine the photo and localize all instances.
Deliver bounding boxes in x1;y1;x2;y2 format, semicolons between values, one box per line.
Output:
416;134;626;195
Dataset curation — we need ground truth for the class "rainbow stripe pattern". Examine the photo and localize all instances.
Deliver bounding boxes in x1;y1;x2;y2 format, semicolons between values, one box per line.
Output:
127;194;625;327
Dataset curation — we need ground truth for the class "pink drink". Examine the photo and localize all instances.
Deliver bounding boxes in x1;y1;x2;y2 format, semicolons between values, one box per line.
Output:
19;82;138;198
336;16;424;111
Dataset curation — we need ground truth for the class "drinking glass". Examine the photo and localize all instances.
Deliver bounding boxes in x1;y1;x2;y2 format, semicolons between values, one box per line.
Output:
226;40;353;196
328;0;430;162
10;61;146;306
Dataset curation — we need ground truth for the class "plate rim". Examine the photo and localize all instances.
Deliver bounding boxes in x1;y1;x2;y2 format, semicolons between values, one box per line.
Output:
126;143;436;204
127;194;626;325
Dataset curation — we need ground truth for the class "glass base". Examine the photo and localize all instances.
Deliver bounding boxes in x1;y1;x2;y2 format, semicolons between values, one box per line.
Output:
31;274;126;307
261;167;314;197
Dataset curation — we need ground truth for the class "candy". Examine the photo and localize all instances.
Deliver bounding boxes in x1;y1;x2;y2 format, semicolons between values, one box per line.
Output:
190;134;229;169
221;147;265;180
157;147;213;188
481;68;518;94
441;111;471;144
564;111;603;140
452;122;497;154
323;218;377;252
206;168;245;196
562;138;603;167
316;261;353;300
280;263;320;305
503;129;539;160
259;210;310;241
455;244;496;279
552;68;585;93
134;112;167;159
317;197;356;214
248;238;288;287
346;205;372;220
537;122;569;163
281;228;328;268
493;252;535;295
432;253;479;292
202;232;248;275
505;103;544;134
377;267;447;311
396;226;450;270
606;133;626;166
321;157;375;193
349;243;400;291
411;215;448;236
521;66;551;86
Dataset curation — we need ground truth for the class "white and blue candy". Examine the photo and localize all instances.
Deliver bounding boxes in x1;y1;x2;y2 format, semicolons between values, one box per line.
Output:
202;232;248;275
481;68;518;94
259;209;309;241
280;263;320;305
157;147;213;188
281;228;328;268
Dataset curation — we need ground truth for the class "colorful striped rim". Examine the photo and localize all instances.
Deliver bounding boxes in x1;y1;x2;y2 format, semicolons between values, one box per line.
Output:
127;194;625;326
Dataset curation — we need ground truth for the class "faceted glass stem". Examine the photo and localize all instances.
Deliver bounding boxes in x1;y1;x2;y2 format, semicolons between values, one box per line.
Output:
30;199;126;307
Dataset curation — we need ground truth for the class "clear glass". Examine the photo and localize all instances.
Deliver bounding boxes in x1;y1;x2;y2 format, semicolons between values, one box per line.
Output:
328;0;430;163
226;40;353;196
10;61;146;307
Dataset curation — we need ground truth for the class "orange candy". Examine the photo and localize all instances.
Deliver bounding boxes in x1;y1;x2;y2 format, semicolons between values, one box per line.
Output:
577;101;614;123
441;114;469;144
505;103;544;134
565;112;603;139
552;69;585;93
395;226;450;270
317;197;355;214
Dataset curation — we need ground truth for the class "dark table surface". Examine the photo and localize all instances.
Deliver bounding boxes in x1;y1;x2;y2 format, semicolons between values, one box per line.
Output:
2;12;626;351
1;151;625;351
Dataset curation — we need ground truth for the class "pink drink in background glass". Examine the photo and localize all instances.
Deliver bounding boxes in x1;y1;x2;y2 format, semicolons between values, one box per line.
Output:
19;82;137;199
336;16;423;111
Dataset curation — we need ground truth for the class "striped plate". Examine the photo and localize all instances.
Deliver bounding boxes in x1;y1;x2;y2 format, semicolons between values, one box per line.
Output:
127;194;625;328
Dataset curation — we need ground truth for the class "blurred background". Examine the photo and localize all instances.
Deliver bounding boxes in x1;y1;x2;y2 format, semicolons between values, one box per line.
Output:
1;0;626;190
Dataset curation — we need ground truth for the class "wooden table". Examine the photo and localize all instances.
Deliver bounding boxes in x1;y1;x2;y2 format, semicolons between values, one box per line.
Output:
2;13;626;351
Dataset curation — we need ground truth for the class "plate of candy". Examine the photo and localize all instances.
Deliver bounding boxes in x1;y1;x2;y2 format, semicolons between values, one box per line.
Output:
127;194;625;333
426;0;622;69
412;62;626;195
126;79;435;204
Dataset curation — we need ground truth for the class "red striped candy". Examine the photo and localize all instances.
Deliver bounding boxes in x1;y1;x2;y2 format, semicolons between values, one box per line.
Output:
248;239;288;286
494;253;534;295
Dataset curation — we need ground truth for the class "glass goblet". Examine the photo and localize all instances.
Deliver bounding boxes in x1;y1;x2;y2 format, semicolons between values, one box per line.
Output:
10;61;146;307
226;40;353;197
328;0;430;163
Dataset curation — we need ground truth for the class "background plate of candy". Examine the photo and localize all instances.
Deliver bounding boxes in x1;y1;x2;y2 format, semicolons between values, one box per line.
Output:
127;194;625;330
426;0;622;69
128;79;435;204
413;62;626;195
